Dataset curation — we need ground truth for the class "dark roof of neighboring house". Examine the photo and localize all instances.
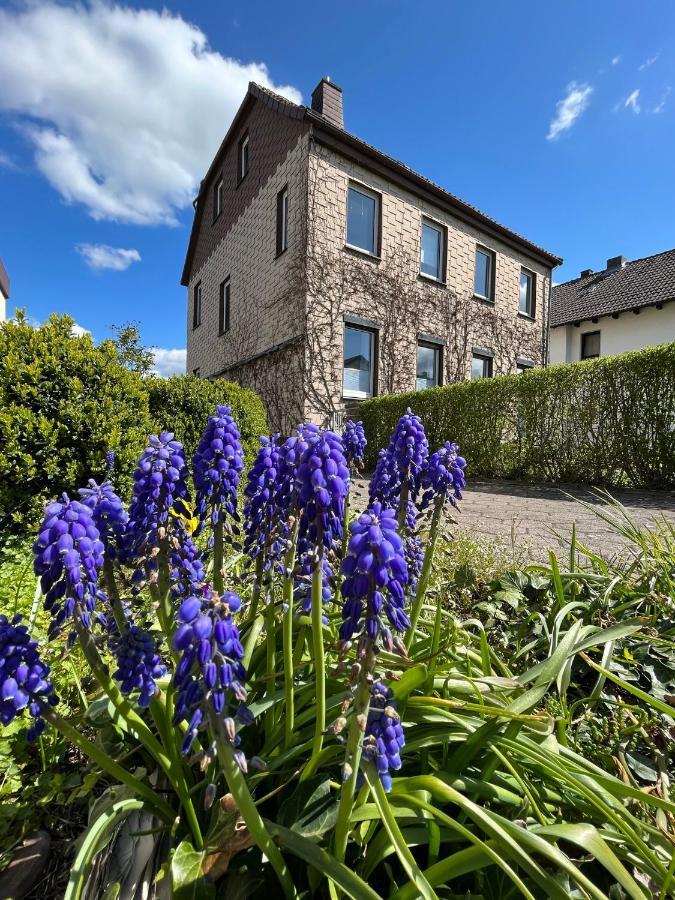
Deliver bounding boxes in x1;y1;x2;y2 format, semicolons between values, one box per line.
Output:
0;259;9;300
550;248;675;327
181;82;561;284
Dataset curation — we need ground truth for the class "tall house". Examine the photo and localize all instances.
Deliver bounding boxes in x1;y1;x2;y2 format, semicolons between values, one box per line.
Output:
183;78;561;433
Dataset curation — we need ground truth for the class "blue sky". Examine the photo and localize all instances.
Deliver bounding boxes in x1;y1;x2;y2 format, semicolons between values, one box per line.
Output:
1;0;673;373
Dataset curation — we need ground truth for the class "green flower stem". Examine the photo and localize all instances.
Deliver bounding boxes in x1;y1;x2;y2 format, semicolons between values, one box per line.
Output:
243;616;265;670
265;589;277;743
247;555;265;624
301;552;327;780
41;705;175;824
209;713;296;899
102;558;127;633
213;520;225;595
397;483;410;532
333;649;374;863
406;500;443;649
282;521;299;750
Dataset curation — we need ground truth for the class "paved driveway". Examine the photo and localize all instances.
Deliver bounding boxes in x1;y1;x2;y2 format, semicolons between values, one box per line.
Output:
351;478;675;561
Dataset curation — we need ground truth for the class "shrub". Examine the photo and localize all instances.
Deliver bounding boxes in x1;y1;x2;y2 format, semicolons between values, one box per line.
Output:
146;375;267;467
0;313;151;544
359;342;675;488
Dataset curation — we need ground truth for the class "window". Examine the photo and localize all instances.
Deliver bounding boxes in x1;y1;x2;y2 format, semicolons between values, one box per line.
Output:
581;331;601;360
420;219;445;281
346;184;379;255
474;246;495;300
219;278;230;335
471;352;493;380
276;186;288;255
343;324;376;398
416;341;442;390
193;367;201;377
238;133;249;182
213;177;223;221
516;360;534;374
519;269;535;317
192;282;202;329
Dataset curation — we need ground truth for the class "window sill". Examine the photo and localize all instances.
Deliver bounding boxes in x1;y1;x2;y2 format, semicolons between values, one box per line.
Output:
418;273;446;288
212;211;222;225
342;393;371;401
236;172;249;190
343;243;381;262
218;329;230;337
192;323;202;331
518;312;536;322
275;247;288;260
473;293;495;305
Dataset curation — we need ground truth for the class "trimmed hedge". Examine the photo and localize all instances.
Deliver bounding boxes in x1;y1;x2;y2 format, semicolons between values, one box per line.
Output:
359;342;675;489
0;315;268;543
146;375;267;470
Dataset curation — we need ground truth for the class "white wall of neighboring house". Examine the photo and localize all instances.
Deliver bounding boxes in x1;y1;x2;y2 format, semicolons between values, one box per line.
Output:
0;293;5;323
549;302;675;364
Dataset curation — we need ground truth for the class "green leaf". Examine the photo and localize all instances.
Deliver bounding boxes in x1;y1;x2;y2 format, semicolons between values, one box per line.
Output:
391;664;428;701
289;777;338;842
171;840;215;900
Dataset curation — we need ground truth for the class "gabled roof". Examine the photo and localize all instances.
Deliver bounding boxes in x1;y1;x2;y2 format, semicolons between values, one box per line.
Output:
181;82;561;285
551;247;675;327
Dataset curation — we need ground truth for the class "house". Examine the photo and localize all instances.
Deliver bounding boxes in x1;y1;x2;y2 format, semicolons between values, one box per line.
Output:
183;78;562;433
549;250;675;364
0;259;9;322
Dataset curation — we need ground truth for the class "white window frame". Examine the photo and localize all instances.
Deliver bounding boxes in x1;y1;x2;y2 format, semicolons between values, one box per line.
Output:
346;182;379;256
343;323;376;399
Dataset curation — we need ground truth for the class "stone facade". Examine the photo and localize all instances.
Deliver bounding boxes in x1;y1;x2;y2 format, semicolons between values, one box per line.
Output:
184;82;559;434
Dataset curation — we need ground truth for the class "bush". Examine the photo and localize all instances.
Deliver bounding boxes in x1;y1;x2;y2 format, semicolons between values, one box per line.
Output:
146;375;267;468
359;342;675;488
0;313;152;543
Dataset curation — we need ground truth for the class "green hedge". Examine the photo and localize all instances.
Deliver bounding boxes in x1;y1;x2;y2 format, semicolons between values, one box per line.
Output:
359;342;675;489
147;375;267;469
0;315;268;543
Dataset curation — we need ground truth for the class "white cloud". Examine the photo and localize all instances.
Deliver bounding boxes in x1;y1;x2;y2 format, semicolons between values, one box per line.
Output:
653;86;671;114
638;53;660;71
71;322;91;337
151;347;186;378
76;243;141;271
0;150;15;169
547;82;593;140
624;89;641;114
0;3;301;225
611;55;621;66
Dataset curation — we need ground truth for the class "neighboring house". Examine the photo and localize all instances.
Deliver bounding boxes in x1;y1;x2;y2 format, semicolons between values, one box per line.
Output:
0;259;9;322
550;250;675;364
183;78;562;433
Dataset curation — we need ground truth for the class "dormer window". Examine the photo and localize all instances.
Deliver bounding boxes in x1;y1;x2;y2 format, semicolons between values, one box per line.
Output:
238;134;249;183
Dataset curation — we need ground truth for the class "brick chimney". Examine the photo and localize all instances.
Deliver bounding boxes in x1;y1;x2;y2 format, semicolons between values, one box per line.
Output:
311;77;344;129
606;255;627;272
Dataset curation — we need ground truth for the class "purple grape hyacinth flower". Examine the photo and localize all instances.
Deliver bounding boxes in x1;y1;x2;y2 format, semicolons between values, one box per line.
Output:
243;435;284;565
172;590;248;758
33;495;105;638
79;479;129;561
361;681;405;792
170;524;208;604
127;432;190;555
193;406;244;532
339;502;410;651
369;409;428;511
112;623;167;708
342;420;367;470
0;614;57;740
296;429;350;551
420;442;467;511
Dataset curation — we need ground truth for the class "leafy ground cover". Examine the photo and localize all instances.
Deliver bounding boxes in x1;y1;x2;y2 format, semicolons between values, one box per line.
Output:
0;410;674;899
